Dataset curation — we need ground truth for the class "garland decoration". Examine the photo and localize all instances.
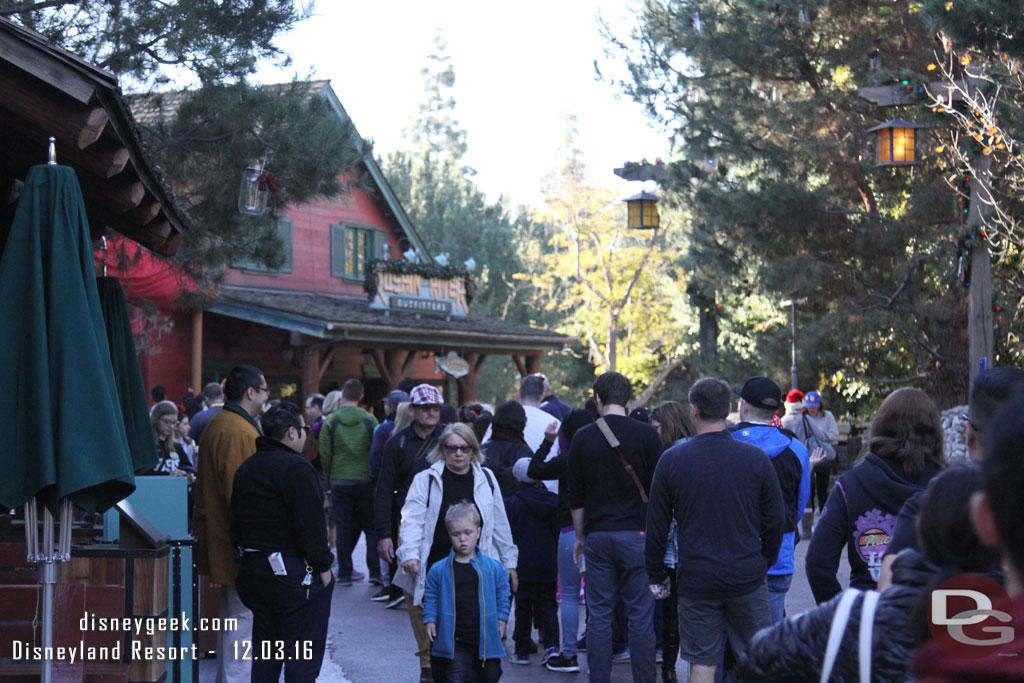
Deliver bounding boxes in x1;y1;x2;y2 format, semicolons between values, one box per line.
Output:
363;258;476;304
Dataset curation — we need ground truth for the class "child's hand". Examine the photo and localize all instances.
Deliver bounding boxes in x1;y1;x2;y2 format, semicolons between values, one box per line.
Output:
426;623;436;642
498;620;506;639
507;568;518;593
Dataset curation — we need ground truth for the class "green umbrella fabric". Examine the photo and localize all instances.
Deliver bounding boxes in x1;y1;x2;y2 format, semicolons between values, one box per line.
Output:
0;164;136;514
97;277;159;475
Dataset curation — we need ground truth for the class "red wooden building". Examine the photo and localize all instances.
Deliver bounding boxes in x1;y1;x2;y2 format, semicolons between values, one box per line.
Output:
120;80;565;407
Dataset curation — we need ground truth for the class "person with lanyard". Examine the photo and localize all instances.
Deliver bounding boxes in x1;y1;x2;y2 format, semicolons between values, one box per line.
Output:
232;402;334;683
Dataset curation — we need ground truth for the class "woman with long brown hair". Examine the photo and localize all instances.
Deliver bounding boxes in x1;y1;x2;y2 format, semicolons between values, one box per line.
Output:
806;387;945;603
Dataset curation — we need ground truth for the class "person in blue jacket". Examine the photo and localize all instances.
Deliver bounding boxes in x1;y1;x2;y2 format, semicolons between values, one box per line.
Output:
424;502;511;682
730;377;811;624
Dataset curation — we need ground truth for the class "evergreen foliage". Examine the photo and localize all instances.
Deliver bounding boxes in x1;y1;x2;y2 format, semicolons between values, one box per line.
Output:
609;0;979;409
3;1;366;281
384;35;534;322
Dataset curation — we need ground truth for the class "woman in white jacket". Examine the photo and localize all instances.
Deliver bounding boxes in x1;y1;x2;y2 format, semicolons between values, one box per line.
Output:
396;422;519;607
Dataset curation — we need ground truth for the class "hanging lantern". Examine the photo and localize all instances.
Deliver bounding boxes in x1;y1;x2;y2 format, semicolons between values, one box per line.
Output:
865;118;928;167
238;166;269;216
625;191;659;230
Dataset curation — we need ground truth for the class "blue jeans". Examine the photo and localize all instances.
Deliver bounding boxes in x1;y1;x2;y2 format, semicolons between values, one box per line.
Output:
558;528;581;656
584;530;656;683
766;573;793;625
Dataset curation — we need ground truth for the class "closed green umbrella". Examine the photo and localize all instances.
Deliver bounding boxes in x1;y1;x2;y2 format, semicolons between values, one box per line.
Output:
97;276;159;475
0;162;136;512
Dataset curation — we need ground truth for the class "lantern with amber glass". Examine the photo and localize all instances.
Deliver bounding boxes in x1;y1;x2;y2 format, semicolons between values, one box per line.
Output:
625;191;660;230
866;118;927;167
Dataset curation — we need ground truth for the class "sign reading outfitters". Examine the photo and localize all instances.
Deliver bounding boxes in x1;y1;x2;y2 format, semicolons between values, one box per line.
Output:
371;270;469;317
929;573;1015;658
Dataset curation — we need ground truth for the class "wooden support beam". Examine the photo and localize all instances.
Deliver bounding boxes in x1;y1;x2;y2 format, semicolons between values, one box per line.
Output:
130;201;162;226
0;69;108;152
402;350;418;375
370;348;394;388
525;355;541;375
5;129;132;189
77;107;109;148
104;147;131;178
301;347;321;400
318;347;339;384
456;353;488;405
190;310;203;394
387;349;411;388
511;355;527;377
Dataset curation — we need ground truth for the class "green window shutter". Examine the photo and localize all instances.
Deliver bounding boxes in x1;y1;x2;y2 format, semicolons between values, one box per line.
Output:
366;229;377;272
278;218;293;273
330;224;346;278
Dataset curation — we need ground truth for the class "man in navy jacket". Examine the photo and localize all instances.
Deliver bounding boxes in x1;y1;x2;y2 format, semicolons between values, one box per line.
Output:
646;378;785;683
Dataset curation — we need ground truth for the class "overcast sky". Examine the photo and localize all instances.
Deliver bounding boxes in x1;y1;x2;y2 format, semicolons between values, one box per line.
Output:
254;0;671;209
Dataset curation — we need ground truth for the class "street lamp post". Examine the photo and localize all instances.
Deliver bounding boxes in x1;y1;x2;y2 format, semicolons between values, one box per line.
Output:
781;298;806;390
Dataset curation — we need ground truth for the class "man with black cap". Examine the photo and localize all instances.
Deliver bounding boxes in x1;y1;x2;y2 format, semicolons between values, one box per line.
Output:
645;377;785;683
729;376;810;624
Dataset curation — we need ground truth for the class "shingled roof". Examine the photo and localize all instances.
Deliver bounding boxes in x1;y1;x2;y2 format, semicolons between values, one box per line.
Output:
129;79;434;261
0;17;190;255
212;286;568;352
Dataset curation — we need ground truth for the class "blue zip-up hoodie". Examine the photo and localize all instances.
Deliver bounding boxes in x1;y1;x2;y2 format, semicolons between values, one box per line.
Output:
731;422;810;575
422;547;511;661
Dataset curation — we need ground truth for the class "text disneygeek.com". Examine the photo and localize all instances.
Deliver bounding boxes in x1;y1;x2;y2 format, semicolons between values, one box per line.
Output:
10;611;239;663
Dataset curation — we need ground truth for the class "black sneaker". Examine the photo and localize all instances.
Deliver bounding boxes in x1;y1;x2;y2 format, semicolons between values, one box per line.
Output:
546;654;580;673
370;587;390;602
385;587;405;609
419;668;433;682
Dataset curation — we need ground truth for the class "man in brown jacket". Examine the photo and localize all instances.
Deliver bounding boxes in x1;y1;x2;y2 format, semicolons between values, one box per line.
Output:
195;364;267;683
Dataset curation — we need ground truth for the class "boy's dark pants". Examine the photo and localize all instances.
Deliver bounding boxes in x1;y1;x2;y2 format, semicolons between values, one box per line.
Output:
431;640;502;682
513;580;559;654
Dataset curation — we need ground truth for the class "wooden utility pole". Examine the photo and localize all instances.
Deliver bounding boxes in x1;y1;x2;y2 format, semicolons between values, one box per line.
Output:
968;153;994;384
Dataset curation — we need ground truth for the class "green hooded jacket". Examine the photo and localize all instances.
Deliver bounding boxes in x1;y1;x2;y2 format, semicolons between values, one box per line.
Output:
319;406;379;481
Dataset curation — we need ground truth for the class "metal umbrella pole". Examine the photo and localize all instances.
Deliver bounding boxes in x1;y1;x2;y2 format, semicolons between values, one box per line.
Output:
24;496;72;683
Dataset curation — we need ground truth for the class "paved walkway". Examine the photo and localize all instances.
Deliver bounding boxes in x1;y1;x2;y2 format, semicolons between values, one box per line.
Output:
199;514;849;682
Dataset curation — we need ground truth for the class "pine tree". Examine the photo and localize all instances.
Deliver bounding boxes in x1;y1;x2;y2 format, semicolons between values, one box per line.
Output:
2;1;365;280
384;35;533;322
609;0;972;408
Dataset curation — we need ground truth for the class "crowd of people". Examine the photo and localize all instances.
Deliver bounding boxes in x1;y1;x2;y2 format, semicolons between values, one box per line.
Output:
160;362;1024;683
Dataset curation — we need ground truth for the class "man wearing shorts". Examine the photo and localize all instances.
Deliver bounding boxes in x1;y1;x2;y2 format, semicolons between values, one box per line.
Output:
645;378;785;683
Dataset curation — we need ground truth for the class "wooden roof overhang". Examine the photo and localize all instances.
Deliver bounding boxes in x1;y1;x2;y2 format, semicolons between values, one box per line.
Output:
210;286;568;355
0;18;189;256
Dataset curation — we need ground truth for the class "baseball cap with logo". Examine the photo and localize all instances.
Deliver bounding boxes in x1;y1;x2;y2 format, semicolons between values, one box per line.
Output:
804;390;822;408
383;390;410;407
409;384;443;406
733;376;782;411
